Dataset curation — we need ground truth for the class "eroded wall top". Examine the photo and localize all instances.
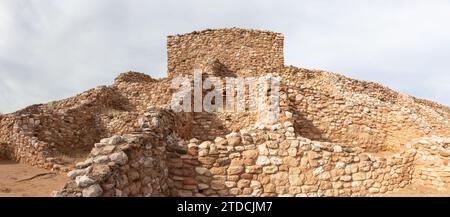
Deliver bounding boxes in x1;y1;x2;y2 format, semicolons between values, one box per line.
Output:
167;28;284;77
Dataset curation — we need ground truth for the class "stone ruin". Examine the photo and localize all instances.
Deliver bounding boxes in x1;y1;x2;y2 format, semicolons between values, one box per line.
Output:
1;28;450;197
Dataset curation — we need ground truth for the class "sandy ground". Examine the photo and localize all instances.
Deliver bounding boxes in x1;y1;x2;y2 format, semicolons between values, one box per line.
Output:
0;160;68;197
385;183;450;197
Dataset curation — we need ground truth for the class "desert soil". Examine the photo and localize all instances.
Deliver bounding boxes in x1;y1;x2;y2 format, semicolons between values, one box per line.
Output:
0;160;68;197
384;183;450;197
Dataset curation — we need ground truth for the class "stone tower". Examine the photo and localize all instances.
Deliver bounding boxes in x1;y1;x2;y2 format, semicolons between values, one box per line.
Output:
167;28;284;77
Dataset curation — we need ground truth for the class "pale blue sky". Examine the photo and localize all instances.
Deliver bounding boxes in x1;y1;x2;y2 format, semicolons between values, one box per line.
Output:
1;0;450;113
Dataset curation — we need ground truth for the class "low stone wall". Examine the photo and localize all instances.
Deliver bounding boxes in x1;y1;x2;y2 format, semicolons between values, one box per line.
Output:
409;137;450;190
169;122;416;197
56;133;172;197
0;114;54;168
0;85;146;170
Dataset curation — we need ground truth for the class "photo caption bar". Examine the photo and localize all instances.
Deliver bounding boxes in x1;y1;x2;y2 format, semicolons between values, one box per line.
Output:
177;199;273;215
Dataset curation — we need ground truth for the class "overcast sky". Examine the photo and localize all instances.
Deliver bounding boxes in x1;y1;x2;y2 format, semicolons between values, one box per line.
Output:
1;0;450;113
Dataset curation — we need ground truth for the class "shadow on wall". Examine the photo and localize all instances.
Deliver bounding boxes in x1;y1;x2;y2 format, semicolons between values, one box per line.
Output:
0;143;13;160
49;88;138;162
193;112;231;141
200;58;238;78
290;103;329;143
182;65;238;141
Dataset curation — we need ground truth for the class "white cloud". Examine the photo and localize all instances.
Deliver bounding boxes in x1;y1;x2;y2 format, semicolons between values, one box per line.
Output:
0;0;449;113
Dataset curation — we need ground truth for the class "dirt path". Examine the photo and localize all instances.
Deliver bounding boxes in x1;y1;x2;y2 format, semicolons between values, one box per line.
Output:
0;160;68;197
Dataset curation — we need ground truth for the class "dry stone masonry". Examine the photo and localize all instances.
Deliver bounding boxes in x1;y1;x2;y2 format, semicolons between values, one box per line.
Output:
1;28;450;197
167;28;284;77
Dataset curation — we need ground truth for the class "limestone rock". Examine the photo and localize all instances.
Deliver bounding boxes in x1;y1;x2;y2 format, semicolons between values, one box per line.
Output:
82;184;103;197
109;151;128;165
256;156;271;166
75;175;96;188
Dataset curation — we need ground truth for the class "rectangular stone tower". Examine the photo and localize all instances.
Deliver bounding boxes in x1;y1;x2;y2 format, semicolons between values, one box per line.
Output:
167;28;284;77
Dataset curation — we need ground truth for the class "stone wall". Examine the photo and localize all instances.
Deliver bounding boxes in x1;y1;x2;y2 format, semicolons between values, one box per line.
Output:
189;71;289;141
113;72;173;113
57;133;172;197
57;107;192;196
281;67;450;152
167;122;416;197
0;85;141;169
408;137;450;190
0;113;54;168
167;28;284;77
59;112;417;197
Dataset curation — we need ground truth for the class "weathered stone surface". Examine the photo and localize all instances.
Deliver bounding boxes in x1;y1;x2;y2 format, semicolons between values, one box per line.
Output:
75;175;96;188
199;141;211;149
178;190;193;197
109;136;124;146
333;145;342;153
283;156;299;167
237;179;251;188
250;180;262;189
210;167;227;175
340;175;352;182
242;150;258;159
270;157;283;165
195;167;209;175
225;181;236;188
227;166;244;175
345;164;358;174
93;155;110;164
352;172;366;181
288;148;297;157
227;135;242;146
318;172;331;181
256;156;271;166
368;187;380;193
271;172;289;186
100;145;116;155
82;184;103;197
313;167;324;176
335;162;346;169
91;165;111;181
67;167;92;179
263;166;278;174
198;183;209;190
127;169;140;181
210;180;226;190
109;151;128;165
75;159;93;169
